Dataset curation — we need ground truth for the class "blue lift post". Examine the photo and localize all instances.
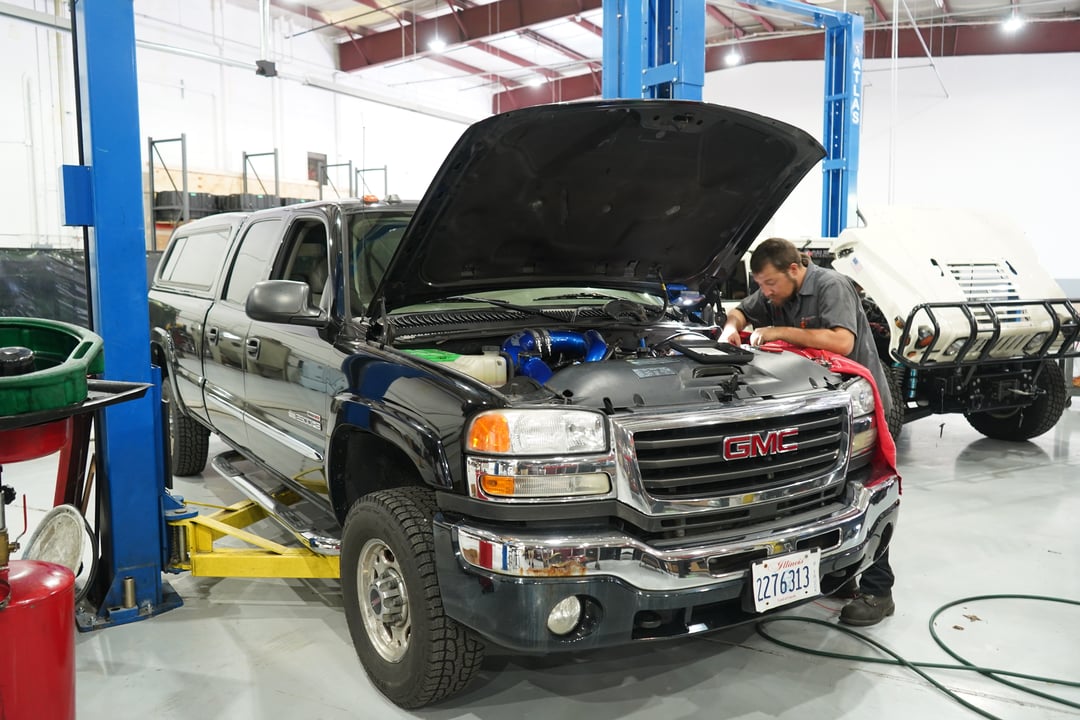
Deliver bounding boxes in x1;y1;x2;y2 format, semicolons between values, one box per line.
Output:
748;0;865;236
603;0;706;100
601;0;864;236
63;0;181;628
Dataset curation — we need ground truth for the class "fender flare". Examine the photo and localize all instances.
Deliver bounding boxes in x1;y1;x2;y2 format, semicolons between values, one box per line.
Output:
327;397;456;517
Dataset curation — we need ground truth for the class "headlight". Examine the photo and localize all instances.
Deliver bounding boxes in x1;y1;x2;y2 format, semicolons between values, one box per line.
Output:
1023;332;1048;354
467;409;607;455
843;377;876;417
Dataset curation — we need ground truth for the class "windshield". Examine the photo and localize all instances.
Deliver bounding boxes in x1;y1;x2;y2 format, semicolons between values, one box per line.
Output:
349;210;412;316
348;210;668;320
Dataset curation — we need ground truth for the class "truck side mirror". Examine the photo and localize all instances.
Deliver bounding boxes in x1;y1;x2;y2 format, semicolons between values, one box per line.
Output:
246;280;327;326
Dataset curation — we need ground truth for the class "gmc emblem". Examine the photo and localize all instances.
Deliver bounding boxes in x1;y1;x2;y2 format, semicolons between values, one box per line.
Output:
722;429;799;460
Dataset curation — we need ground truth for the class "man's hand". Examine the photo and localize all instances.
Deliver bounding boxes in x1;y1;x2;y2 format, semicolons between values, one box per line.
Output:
749;326;785;347
718;308;747;345
717;326;741;345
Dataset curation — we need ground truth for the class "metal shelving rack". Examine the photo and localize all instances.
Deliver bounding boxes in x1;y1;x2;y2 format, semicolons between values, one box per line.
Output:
356;165;388;199
242;149;280;198
147;133;188;249
318;160;354;200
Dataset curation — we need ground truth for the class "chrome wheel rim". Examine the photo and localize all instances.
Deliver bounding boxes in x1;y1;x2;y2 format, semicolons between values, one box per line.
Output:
357;538;411;663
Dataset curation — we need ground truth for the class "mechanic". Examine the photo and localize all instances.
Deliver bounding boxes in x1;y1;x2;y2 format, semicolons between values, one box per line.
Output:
718;237;896;627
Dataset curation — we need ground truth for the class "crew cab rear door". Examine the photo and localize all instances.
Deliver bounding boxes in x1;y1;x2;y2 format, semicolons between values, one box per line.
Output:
150;219;239;424
203;217;283;447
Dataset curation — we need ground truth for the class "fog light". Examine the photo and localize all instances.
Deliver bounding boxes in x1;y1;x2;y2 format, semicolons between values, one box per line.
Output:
547;596;582;635
943;339;965;357
1023;332;1048;354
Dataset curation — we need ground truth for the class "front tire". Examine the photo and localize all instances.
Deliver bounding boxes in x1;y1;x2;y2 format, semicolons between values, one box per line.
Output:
162;378;210;476
882;362;905;440
341;487;484;709
965;361;1067;440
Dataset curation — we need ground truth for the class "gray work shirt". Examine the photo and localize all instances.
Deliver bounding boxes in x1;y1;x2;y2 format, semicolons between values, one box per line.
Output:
737;263;892;414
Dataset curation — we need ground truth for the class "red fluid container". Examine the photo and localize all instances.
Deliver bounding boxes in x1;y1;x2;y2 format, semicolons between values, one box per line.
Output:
0;560;76;720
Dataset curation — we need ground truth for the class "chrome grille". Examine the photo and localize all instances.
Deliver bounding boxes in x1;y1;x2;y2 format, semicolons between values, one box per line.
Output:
947;262;1026;326
633;408;845;498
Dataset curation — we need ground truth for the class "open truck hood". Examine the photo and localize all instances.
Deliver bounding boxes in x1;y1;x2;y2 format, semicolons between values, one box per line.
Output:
379;99;825;311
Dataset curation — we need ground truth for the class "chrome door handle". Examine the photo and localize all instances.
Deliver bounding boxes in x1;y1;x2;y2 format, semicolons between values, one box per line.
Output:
245;338;261;358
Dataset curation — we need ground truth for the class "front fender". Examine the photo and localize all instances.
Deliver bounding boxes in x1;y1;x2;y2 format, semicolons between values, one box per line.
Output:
333;398;455;490
327;351;505;513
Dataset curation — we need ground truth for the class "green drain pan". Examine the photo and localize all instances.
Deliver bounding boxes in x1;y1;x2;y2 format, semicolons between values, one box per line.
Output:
0;317;105;417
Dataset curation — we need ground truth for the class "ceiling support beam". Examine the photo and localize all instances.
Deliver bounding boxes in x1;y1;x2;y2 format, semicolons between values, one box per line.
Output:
471;39;563;81
867;0;891;23
573;15;604;37
347;0;527;94
493;19;1080;110
269;0;332;28
492;72;598;114
338;0;602;71
707;5;748;38
736;3;776;32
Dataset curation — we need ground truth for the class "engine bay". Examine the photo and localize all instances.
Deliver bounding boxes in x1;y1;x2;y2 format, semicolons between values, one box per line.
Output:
394;319;842;411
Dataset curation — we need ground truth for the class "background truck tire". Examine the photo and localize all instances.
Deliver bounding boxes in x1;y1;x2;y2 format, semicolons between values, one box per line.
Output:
883;362;904;440
965;360;1067;441
163;379;210;476
341;487;484;709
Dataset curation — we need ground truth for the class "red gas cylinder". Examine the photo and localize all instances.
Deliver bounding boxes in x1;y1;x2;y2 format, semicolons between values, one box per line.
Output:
0;560;76;720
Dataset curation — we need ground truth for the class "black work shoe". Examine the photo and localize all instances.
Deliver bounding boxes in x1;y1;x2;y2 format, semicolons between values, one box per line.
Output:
839;593;895;626
828;578;860;600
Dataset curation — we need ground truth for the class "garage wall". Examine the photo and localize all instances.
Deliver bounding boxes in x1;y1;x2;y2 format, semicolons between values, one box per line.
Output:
133;0;483;197
0;8;75;249
0;0;483;250
705;52;1080;287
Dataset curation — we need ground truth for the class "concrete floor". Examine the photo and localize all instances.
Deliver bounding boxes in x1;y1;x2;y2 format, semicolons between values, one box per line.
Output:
7;407;1080;719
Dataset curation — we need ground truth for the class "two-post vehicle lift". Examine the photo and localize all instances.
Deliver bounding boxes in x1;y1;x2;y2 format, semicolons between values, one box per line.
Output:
59;0;867;626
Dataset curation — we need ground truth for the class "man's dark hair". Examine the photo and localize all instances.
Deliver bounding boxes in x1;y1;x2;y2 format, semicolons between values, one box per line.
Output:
749;237;807;274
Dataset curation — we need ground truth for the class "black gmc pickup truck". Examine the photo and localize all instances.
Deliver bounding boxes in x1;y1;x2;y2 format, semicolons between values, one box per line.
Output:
149;99;900;708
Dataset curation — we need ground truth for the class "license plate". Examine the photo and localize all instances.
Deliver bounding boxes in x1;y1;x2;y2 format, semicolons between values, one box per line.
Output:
750;549;821;612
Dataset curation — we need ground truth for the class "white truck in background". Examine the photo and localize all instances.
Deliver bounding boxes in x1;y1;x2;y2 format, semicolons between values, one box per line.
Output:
724;206;1079;440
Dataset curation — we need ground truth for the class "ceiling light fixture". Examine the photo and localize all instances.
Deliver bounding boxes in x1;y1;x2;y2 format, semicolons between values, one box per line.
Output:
725;48;743;66
1002;10;1024;32
428;37;447;52
526;77;547;87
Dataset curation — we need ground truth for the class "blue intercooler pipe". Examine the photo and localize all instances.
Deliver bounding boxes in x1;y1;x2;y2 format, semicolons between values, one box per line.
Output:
501;329;607;384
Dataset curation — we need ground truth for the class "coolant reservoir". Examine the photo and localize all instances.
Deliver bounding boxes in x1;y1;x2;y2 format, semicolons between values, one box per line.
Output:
403;348;508;386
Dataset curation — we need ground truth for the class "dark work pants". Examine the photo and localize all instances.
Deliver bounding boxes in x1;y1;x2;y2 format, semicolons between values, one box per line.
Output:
858;547;894;596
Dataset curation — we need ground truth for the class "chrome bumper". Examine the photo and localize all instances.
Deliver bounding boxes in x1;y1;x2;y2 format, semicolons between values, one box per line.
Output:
441;474;899;592
434;474;899;652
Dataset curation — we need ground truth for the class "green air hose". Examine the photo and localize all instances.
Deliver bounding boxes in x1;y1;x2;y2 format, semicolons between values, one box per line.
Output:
756;594;1080;720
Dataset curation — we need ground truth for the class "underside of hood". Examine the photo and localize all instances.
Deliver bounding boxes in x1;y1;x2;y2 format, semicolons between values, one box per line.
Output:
380;99;825;311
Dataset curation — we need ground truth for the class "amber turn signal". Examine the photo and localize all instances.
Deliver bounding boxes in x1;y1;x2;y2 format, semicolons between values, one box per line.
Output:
468;414;511;453
480;474;515;496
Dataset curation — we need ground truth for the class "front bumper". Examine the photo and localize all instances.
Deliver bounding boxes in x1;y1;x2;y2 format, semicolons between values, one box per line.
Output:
434;474;900;653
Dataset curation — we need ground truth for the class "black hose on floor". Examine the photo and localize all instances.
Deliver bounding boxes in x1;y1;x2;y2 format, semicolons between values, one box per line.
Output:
755;594;1080;720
